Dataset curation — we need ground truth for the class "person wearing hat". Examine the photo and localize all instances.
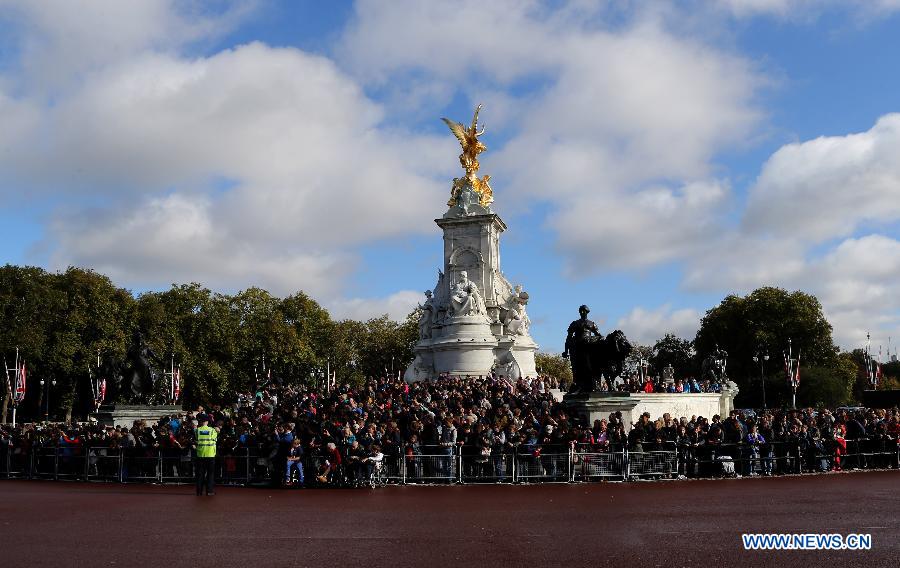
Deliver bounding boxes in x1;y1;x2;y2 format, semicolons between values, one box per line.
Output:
193;413;219;496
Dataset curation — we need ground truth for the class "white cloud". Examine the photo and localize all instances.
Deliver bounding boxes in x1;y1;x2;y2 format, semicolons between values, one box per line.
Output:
743;114;900;242
2;39;449;300
47;193;352;298
807;235;900;348
340;1;765;275
328;289;422;322
682;231;900;351
551;179;731;272
0;0;252;92
715;0;900;20
616;304;703;345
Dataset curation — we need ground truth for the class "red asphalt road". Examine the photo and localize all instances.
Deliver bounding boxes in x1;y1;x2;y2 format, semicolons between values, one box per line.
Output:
0;471;897;568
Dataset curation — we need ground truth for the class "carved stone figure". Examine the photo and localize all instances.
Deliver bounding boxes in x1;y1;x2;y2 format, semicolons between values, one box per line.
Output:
449;270;487;317
505;284;530;336
419;290;435;340
432;270;448;325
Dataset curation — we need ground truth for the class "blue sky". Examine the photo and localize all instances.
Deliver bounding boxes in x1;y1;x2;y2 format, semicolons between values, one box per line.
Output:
1;0;900;356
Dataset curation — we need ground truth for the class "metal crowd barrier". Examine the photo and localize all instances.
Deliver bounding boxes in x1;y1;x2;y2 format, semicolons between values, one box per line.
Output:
406;448;457;483
680;441;802;478
836;437;899;471
461;451;513;483
572;446;627;481
2;439;897;485
514;448;570;482
627;449;678;480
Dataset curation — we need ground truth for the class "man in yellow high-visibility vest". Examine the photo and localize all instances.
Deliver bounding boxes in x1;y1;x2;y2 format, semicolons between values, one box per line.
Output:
193;413;219;496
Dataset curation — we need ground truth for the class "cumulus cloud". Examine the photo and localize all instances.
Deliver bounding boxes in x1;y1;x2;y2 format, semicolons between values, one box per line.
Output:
803;235;900;348
3;0;899;351
552;180;731;272
47;194;352;298
0;13;449;300
743;114;900;243
682;231;900;351
0;0;251;92
328;290;422;322
616;305;703;345
340;0;764;274
715;0;900;20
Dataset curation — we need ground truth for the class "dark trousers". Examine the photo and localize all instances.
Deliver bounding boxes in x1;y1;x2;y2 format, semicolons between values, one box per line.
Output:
196;457;216;495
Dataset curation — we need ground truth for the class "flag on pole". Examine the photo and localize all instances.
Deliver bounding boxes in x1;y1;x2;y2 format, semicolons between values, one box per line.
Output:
173;368;181;401
14;361;26;403
794;353;800;385
98;377;107;404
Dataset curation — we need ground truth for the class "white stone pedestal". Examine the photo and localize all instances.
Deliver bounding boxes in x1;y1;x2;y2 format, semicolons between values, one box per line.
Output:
405;204;538;381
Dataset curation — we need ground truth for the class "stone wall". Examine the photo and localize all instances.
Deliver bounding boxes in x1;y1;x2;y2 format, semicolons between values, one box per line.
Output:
629;392;736;422
563;388;739;428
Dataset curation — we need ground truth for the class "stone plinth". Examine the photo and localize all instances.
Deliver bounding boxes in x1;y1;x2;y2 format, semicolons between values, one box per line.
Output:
563;392;640;427
562;386;740;426
92;404;183;428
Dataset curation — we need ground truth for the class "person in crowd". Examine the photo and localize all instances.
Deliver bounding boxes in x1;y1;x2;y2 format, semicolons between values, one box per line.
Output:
285;438;304;486
2;374;898;488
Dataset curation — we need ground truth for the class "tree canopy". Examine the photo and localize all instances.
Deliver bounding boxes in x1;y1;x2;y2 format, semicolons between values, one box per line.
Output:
0;265;418;422
694;286;848;407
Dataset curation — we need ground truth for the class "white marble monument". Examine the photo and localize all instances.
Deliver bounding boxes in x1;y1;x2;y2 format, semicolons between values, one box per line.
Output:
405;106;538;382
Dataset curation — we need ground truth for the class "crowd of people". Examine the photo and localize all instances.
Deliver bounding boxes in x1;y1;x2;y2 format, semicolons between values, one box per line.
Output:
613;374;724;394
1;374;898;486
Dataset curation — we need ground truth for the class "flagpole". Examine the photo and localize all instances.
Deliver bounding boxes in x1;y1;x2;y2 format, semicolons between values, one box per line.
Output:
13;348;19;427
10;353;15;426
4;355;11;427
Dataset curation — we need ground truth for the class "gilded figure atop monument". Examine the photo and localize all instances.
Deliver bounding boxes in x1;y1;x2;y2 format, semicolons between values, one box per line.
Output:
442;104;494;208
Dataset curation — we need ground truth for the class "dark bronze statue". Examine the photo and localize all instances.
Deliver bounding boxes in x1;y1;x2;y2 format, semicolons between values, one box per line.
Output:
116;330;162;404
564;305;601;392
563;305;633;394
700;344;728;383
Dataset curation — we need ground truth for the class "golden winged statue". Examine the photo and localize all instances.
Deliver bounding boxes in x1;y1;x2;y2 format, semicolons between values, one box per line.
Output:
442;104;494;207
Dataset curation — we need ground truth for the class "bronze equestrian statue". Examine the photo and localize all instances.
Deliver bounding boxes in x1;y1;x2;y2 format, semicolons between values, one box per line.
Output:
563;305;633;395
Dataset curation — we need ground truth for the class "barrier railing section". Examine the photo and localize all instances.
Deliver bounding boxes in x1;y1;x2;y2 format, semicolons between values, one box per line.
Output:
628;450;678;480
678;441;802;478
2;437;897;484
460;449;513;483
571;445;627;482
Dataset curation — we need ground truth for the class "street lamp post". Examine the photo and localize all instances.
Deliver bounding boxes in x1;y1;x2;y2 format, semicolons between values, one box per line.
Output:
752;348;770;409
40;376;57;421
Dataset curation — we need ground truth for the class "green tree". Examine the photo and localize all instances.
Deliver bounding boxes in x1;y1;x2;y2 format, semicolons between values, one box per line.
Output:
40;268;133;420
0;265;57;422
795;352;856;407
624;344;654;378
695;287;838;407
535;352;572;386
649;334;696;380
